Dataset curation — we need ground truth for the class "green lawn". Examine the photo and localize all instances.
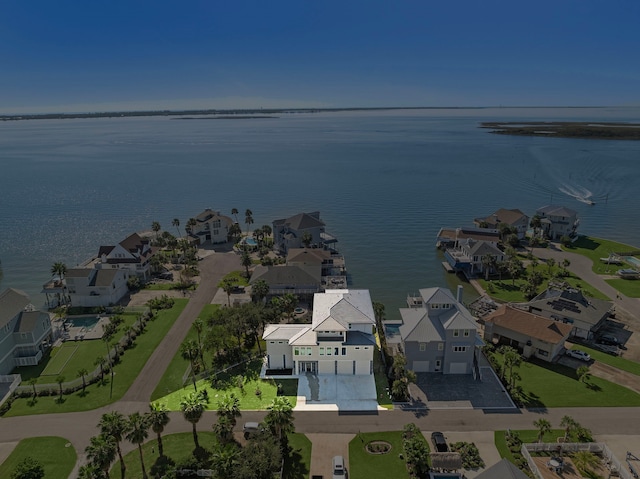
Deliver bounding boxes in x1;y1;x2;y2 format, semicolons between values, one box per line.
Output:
490;352;640;407
605;278;640;298
571;345;640;376
373;348;393;409
0;436;77;479
563;236;639;273
113;431;311;479
349;431;410;479
495;429;563;464
6;300;187;416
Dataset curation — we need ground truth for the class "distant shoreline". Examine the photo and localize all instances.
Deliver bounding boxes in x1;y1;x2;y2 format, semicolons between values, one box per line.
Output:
482;121;640;140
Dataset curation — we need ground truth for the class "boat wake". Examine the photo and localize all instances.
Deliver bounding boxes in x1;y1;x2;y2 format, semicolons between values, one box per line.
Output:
559;184;596;205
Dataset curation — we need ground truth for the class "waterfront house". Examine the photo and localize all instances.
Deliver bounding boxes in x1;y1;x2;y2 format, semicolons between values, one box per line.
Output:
250;264;322;300
190;208;234;244
521;286;612;340
535;205;579;240
483;304;572;361
0;288;53;375
444;238;506;277
65;268;129;307
262;289;376;375
386;286;482;374
272;211;337;254
473;208;530;239
436;227;501;249
93;233;157;280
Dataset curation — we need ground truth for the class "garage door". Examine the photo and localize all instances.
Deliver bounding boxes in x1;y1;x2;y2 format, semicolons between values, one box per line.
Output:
336;360;353;374
412;361;430;372
355;361;371;375
449;362;468;374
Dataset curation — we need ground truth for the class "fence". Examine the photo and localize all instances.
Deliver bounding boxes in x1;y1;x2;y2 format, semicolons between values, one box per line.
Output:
0;374;22;407
182;354;265;387
522;442;632;479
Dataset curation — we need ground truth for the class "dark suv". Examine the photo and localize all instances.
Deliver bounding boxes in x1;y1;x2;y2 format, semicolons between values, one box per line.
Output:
431;431;448;452
598;334;619;346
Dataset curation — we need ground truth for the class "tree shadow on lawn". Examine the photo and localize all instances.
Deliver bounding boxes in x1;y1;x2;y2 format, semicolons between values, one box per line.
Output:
283;448;309;479
494;282;521;292
567;236;601;251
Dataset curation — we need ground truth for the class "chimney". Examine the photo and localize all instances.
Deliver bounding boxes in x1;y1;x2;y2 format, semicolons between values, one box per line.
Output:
457;285;464;304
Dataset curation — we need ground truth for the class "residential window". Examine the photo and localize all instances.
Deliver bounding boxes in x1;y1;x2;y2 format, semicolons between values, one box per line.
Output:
431;304;439;309
435;360;442;369
453;329;459;337
419;343;426;351
269;341;275;344
306;347;312;356
464;330;470;337
335;348;339;355
213;229;219;235
453;346;467;353
538;349;549;357
319;347;324;356
294;347;299;356
438;343;444;351
342;347;347;356
327;348;332;356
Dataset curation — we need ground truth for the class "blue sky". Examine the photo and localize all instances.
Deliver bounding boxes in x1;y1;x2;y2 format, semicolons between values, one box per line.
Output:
1;0;638;113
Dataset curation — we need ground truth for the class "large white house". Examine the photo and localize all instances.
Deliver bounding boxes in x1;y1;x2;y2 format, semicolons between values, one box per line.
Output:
0;288;53;375
535;205;579;240
93;233;157;280
65;268;129;307
190;208;234;244
263;289;376;375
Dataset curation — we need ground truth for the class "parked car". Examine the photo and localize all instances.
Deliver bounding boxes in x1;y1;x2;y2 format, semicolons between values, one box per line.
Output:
566;349;591;361
598;334;619;346
242;422;263;439
431;431;448;452
332;455;346;479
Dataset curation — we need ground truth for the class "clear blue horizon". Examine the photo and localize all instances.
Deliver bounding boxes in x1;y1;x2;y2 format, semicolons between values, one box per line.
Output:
2;1;639;114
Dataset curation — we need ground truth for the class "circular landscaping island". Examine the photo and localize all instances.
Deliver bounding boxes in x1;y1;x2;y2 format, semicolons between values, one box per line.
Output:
366;440;392;454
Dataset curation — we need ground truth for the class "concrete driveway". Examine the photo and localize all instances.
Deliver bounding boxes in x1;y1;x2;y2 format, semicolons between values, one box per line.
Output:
295;373;382;411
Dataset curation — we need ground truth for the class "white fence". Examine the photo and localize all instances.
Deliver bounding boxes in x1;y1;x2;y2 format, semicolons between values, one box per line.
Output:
0;374;22;407
522;442;632;479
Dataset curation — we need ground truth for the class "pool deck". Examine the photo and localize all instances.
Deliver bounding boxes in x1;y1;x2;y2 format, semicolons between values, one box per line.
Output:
60;316;109;341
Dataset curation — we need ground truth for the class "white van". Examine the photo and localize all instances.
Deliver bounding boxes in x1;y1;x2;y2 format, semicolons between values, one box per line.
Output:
332;455;346;479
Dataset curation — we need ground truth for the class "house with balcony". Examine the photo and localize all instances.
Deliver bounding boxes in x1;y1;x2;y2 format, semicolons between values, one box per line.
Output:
250;264;322;300
272;211;337;254
0;288;53;374
92;233;157;280
444;238;506;277
483;304;573;361
535;205;579;240
473;208;530;239
262;289;376;375
65;268;129;307
190;208;234;244
436;227;501;249
385;286;482;374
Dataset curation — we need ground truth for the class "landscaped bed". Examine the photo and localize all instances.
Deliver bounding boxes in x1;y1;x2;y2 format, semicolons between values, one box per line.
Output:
349;431;411;479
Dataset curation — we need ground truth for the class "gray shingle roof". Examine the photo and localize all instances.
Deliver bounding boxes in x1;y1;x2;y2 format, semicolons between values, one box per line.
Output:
0;288;30;329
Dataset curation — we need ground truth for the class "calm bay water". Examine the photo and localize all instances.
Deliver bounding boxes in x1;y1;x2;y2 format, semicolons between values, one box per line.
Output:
1;107;640;318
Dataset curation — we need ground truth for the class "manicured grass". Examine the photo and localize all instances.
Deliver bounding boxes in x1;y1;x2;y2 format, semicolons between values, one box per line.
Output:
0;436;76;479
112;431;218;478
605;278;640;298
222;270;250;286
495;429;563;464
283;433;312;479
349;431;409;479
563;236;639;273
156;367;297;411
144;283;177;290
373;348;393;409
572;345;640;376
490;352;640;407
41;343;78;375
6;300;187;416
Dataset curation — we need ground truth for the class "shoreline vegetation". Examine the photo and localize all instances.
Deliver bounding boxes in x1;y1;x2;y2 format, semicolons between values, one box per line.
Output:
481;121;640;140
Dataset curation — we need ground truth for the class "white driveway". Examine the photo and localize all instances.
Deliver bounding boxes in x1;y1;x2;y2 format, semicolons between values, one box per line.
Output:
294;373;382;411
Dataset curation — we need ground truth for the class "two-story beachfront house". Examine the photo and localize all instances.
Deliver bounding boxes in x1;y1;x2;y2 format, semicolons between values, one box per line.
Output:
535;205;579;240
386;287;482;374
262;289;376;375
0;288;53;375
473;208;530;240
444;238;506;277
94;233;157;280
272;211;337;254
190;208;235;244
65;268;129;307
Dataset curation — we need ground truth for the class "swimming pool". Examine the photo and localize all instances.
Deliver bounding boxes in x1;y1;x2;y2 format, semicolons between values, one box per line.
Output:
66;315;100;330
625;256;640;268
245;237;257;246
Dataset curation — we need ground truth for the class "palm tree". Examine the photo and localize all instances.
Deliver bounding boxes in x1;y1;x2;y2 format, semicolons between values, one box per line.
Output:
547;258;556;276
95;355;108;384
85;434;117;479
533;418;552;443
27;377;38;402
572;450;600;475
530;215;542;239
77;368;88;396
211;443;240;479
172;218;181;238
251;279;270;304
481;253;495;280
560;415;578;442
99;411;130;479
219;277;236;307
77;463;104;479
240;249;252;278
152;221;161;240
181;339;201;391
180;391;208;449
228;223;242;243
126;412;150;479
261;224;272;240
245;209;254;235
301;231;312;248
50;261;67;282
55;375;65;403
214;394;241;444
231;208;239;224
193;318;206;369
186;218;197;236
148;402;170;457
264;396;295;446
577;365;591;384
